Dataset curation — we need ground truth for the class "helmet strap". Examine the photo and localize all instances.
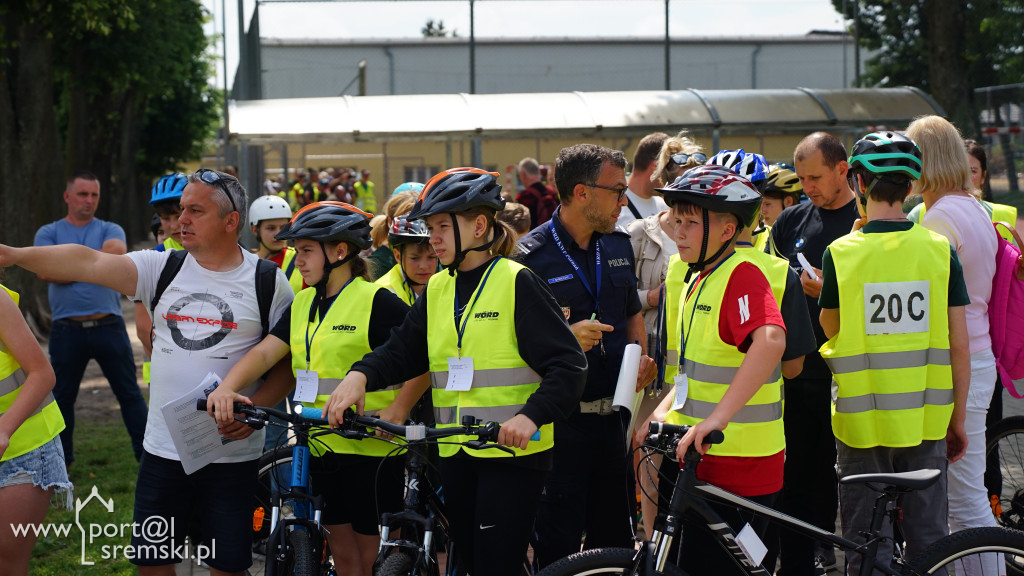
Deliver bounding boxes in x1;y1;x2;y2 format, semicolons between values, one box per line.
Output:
445;213;495;276
309;242;357;320
685;208;739;283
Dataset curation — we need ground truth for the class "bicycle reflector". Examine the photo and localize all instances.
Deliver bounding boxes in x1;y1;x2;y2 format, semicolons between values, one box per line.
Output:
253;506;266;532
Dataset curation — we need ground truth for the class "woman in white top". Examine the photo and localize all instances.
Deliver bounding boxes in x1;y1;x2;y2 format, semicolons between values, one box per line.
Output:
906;115;999;561
628;133;705;536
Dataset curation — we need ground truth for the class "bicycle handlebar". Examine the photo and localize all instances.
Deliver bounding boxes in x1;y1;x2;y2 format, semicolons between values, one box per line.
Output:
645;420;725;463
196;399;538;446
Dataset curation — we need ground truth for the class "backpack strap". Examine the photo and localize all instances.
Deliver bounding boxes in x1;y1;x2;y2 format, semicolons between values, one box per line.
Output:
255;258;278;339
626;197;642;220
150;250;188;316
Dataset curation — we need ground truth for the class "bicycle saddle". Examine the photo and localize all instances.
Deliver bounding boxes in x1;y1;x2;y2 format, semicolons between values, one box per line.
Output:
839;469;941;491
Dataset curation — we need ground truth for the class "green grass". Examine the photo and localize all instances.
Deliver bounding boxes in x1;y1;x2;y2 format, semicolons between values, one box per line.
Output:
29;420;139;575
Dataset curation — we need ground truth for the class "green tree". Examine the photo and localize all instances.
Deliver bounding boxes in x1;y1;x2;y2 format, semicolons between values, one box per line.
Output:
0;0;218;324
422;18;457;38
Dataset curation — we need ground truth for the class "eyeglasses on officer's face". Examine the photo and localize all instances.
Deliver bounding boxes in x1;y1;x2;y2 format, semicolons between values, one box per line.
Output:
194;169;239;214
670;152;708;166
585;182;628;203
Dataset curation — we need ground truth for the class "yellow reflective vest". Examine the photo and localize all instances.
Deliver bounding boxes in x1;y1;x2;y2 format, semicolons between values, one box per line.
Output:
663;255;686;387
162;237;183;251
665;250;785;457
0;286;65;461
290;279;400;457
354;181;377;214
425;258;553;458
279;247;304;294
820;224;953;448
375;264;415;306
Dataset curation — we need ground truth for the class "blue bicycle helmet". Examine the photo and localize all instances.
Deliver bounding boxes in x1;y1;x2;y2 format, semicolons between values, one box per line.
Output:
392;182;425;197
706;149;769;190
150;173;188;205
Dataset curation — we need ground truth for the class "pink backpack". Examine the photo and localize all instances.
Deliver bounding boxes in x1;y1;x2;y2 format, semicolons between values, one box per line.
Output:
990;221;1024;398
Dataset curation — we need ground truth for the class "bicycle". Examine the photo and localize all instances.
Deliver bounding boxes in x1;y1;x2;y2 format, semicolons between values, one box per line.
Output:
538;421;1024;576
198;399;335;576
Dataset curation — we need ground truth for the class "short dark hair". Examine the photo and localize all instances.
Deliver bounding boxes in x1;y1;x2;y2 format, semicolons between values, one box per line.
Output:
67;170;98;186
633;132;669;172
795;132;847;168
554;144;627;203
849;166;911;206
152;200;182;217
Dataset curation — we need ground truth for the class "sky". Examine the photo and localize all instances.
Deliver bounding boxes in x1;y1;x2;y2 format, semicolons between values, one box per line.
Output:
202;0;847;91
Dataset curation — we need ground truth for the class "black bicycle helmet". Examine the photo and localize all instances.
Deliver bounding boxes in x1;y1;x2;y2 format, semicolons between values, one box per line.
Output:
276;201;373;249
848;131;923;181
276;201;373;302
388;213;430;247
656;165;762;280
407;168;505;275
407;167;505;220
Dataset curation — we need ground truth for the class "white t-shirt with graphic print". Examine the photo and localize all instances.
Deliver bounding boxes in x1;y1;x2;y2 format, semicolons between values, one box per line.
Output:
128;248;294;463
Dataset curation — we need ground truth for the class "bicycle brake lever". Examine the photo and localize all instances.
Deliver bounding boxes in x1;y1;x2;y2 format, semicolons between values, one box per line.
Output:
236;415;265;430
467;441;515;456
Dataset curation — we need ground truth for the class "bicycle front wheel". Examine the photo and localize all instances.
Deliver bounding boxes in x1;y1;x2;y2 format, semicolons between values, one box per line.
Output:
266;528;318;576
536;547;687;576
909;526;1024;575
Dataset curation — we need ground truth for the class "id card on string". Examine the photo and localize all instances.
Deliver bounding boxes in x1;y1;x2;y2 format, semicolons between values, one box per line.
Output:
446;357;474;392
671;373;689;412
294;369;319;403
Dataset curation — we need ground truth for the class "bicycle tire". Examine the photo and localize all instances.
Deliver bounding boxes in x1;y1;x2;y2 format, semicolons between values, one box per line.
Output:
986;416;1024;530
266;528;319;576
536;547;687;576
253;448;294;575
376;550;416;576
908;526;1024;575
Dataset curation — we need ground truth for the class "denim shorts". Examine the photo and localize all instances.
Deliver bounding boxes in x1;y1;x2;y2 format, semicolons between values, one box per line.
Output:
0;437;74;508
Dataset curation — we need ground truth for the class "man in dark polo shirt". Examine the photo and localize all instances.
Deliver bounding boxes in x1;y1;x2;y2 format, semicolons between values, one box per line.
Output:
516;143;656;569
767;132;860;574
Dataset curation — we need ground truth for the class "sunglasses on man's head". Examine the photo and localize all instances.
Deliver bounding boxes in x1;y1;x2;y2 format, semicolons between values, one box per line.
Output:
194;169;238;214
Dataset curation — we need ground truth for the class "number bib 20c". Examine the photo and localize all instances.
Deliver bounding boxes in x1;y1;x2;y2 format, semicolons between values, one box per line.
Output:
863;280;929;335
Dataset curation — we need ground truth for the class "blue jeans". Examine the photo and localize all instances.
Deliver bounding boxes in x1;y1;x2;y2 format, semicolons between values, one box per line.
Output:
49;316;147;462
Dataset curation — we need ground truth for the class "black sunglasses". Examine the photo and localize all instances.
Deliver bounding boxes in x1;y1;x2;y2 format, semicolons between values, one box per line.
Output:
670;152;708;166
194;169;238;214
585;182;628;202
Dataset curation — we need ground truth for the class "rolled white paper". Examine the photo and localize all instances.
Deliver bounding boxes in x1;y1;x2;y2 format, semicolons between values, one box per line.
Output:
613;343;643;437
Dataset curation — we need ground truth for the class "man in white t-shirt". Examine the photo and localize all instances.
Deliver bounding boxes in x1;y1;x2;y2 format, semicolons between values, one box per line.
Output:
0;170;294;576
617;132;669;226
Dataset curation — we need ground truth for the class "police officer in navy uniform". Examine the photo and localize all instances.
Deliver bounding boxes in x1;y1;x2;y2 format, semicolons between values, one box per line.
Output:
516;143;657;568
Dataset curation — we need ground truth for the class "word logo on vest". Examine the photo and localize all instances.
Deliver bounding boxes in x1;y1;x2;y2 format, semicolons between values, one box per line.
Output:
163;293;237;351
332;324;357;332
862;280;929;335
607;257;631;268
695;303;713;314
473;311;500;320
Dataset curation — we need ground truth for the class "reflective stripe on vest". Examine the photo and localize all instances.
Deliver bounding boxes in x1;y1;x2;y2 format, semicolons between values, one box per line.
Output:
835;388;954;414
824;348;951;375
678;396;782;424
682;358;782;386
820;225;953;448
0;285;65;462
425;258;553;458
290;279;399;457
665;250;785;457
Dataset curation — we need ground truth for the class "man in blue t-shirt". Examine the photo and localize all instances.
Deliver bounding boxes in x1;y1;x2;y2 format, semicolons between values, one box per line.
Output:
34;171;147;464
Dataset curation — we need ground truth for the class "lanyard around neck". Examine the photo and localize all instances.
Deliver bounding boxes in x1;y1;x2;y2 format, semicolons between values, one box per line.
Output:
681;252;734;358
453;257;502;357
304;277;356;369
549;219;602;315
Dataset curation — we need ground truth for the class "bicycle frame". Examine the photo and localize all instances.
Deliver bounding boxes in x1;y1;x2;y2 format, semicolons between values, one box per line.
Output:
642;434;909;576
375;442;453;576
